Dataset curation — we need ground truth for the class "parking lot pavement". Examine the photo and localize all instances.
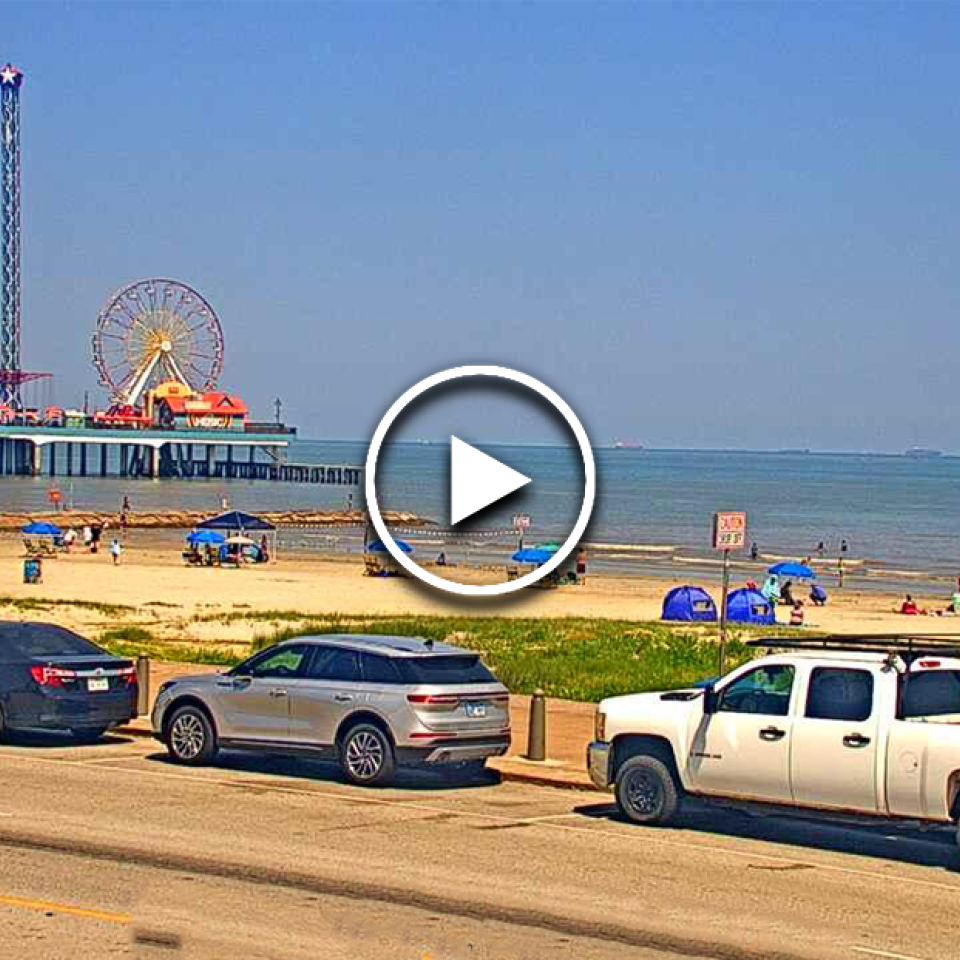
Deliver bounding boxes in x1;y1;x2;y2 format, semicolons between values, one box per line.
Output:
2;734;959;960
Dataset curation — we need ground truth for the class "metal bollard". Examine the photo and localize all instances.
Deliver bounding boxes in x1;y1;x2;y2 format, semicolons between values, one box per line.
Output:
136;655;150;716
526;688;546;762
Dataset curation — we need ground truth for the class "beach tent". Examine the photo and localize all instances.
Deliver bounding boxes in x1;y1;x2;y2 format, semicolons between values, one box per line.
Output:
197;511;277;561
726;587;776;625
661;585;717;622
197;510;275;532
22;521;62;536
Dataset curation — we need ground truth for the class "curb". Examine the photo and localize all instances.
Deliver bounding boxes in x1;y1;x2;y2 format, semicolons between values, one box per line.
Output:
115;723;597;792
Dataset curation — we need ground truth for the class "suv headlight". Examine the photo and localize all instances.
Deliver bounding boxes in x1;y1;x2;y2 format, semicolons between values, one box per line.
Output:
595;707;606;742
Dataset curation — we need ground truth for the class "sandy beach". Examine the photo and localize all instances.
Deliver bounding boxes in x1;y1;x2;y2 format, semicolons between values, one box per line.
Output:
4;529;958;649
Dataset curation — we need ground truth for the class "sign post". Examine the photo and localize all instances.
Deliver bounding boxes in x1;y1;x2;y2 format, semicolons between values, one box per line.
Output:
513;513;531;552
713;511;747;676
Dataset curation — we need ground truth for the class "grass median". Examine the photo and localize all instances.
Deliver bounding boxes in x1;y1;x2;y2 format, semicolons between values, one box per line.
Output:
98;613;791;702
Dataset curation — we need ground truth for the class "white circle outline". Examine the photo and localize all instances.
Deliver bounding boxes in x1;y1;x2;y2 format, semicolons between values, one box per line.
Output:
364;365;596;597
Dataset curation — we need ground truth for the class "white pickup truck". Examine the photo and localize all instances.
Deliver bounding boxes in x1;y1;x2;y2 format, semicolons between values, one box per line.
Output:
588;637;960;854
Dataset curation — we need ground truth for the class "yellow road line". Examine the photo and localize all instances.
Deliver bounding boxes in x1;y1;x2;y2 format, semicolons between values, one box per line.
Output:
0;892;130;925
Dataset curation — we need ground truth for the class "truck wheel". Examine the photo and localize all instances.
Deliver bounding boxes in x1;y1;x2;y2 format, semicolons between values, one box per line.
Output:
615;754;681;825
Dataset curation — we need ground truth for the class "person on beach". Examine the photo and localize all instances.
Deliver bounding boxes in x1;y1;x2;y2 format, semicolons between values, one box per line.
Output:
750;542;759;561
762;575;780;603
899;595;922;615
436;551;447;566
82;525;92;550
109;538;122;565
790;601;805;627
816;541;825;558
259;535;269;563
780;580;796;606
840;538;849;556
63;527;77;554
576;547;588;584
809;584;828;607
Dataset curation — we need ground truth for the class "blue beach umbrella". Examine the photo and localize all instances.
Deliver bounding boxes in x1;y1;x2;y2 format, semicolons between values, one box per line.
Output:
366;539;413;554
22;521;62;536
512;547;554;564
187;530;226;546
768;561;816;580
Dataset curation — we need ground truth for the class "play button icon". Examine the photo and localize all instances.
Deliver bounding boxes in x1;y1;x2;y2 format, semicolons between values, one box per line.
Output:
449;436;531;525
365;365;595;597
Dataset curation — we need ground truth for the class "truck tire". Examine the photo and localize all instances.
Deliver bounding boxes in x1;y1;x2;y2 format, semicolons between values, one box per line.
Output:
615;754;681;825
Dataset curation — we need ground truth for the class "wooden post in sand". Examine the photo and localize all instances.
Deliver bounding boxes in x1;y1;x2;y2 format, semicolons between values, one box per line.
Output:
718;549;731;676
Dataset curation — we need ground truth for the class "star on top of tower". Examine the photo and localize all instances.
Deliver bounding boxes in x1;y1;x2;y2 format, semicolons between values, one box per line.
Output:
0;65;22;86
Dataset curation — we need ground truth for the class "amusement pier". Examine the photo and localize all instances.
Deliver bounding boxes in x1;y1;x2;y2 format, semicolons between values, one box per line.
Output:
0;64;360;489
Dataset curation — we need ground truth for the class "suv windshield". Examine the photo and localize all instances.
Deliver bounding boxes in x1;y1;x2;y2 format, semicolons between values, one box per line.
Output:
0;624;104;659
397;654;496;685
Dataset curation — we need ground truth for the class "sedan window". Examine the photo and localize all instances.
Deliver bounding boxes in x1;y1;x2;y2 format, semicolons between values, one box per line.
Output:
0;624;103;660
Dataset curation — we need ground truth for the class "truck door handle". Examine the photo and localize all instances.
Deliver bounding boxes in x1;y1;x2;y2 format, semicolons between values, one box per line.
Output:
843;733;871;748
759;726;786;742
334;694;353;703
269;688;288;699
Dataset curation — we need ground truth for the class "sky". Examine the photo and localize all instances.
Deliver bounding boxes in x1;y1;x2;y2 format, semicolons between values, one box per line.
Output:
3;2;958;452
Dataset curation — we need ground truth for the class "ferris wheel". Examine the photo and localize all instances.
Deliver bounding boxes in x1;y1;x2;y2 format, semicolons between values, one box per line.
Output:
92;279;225;407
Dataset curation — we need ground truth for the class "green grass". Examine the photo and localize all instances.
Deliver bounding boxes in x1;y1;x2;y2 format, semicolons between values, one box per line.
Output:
249;615;782;702
100;626;156;644
0;595;135;616
100;638;240;667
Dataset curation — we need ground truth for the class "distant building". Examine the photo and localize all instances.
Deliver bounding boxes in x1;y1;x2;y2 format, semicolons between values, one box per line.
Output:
155;391;248;431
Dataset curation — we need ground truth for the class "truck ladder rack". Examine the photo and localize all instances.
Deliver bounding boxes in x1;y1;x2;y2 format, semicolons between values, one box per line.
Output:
746;634;960;659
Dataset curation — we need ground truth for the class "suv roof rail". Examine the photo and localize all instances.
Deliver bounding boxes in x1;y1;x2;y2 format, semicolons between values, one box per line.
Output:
746;634;960;659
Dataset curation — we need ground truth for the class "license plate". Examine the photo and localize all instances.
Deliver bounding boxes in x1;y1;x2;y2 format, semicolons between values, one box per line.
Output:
465;702;487;718
87;678;109;692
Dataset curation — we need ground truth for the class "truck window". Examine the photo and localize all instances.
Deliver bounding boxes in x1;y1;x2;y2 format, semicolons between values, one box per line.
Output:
900;670;960;721
718;665;794;716
805;668;873;722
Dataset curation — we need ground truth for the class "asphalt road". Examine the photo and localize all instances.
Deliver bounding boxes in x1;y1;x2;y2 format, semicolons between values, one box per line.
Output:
1;733;958;960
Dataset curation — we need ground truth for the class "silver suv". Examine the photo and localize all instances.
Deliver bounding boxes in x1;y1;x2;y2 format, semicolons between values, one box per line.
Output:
151;634;511;786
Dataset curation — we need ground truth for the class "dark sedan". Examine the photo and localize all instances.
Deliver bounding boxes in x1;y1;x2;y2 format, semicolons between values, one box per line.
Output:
0;621;138;742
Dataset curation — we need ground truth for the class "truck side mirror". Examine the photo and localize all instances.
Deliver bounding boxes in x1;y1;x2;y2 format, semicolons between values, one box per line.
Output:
702;683;719;714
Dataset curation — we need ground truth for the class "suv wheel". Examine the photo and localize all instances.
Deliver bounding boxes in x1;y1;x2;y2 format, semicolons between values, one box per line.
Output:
167;705;217;765
615;754;681;825
339;723;395;786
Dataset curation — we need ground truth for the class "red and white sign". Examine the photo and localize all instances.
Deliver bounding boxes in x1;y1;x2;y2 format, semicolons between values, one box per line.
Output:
513;513;531;530
713;511;747;551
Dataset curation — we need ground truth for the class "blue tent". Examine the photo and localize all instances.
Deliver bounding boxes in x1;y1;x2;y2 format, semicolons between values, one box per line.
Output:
726;587;776;625
661;585;717;622
366;539;413;554
197;510;276;532
768;561;816;580
187;530;226;546
22;521;62;536
512;547;553;564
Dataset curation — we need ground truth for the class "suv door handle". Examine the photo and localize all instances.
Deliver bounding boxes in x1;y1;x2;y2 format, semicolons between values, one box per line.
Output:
759;726;786;742
843;733;871;748
334;694;353;703
269;688;288;699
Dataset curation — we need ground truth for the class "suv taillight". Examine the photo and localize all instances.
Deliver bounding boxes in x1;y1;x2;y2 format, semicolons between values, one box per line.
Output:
30;665;77;687
407;694;460;706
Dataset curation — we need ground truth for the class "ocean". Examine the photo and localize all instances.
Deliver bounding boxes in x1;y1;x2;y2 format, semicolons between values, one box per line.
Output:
3;441;959;587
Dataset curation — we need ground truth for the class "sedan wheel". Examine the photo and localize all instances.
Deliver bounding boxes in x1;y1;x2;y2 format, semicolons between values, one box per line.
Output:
340;723;395;786
167;706;217;765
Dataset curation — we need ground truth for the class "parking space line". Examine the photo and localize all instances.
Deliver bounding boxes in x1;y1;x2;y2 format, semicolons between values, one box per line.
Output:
0;892;129;925
852;948;928;960
2;749;960;897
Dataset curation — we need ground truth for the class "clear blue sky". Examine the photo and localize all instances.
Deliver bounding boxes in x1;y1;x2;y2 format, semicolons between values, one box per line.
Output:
4;2;958;451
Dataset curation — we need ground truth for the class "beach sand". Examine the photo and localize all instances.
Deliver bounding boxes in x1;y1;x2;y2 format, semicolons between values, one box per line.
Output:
3;530;957;645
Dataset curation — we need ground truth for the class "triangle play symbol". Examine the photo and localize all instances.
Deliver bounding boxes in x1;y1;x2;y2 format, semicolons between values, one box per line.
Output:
449;436;531;525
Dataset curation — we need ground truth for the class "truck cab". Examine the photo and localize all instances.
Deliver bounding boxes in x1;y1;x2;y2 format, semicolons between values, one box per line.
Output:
589;637;960;856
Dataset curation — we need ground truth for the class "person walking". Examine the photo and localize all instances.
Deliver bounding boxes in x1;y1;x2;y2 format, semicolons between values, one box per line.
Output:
840;538;849;556
109;538;122;566
576;547;588;585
